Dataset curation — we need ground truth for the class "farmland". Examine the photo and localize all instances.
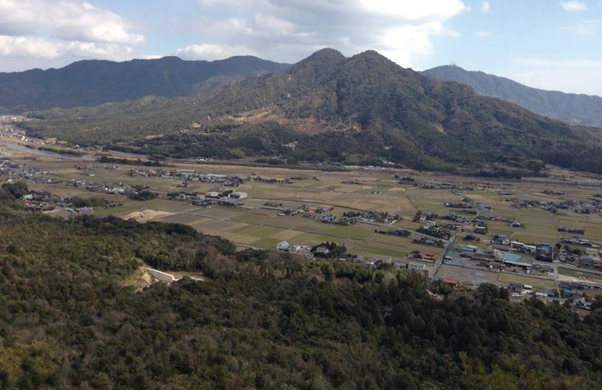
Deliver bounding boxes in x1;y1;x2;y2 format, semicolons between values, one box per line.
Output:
3;137;602;291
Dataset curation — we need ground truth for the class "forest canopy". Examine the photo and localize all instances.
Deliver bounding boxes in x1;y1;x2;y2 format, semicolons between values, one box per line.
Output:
1;206;602;389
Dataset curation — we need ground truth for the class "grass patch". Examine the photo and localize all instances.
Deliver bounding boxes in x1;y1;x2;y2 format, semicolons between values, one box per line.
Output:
498;273;556;289
558;267;602;282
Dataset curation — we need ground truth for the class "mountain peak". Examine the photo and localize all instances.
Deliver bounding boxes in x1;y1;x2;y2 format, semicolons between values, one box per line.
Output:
348;50;396;67
290;48;346;75
306;48;346;61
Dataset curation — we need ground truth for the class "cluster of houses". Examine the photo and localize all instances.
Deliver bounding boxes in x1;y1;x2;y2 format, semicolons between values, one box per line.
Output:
8;186;119;214
559;236;595;247
490;235;537;254
510;198;602;214
1;160;62;186
274;240;434;272
273;205;401;227
251;176;291;185
560;281;602;310
275;241;314;258
473;217;488;235
65;180;147;197
128;169;246;187
409;250;437;262
417;221;452;241
21;189;53;211
414;235;446;248
542;190;566;196
0;158;18;176
0;116;39;144
169;190;248;208
342;210;401;224
375;228;412;238
455;243;534;273
418;181;459;190
444;198;494;214
441;212;470;224
146;171;292;189
557;246;602;268
558;226;585;235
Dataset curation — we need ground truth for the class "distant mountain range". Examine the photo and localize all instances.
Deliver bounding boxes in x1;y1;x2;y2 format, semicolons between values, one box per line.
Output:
423;65;602;127
24;49;602;174
0;56;290;111
6;53;602;131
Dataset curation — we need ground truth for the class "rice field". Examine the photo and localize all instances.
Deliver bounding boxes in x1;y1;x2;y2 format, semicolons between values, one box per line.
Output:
7;148;602;273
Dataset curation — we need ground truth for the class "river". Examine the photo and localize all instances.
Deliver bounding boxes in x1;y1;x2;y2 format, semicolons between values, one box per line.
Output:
0;141;94;161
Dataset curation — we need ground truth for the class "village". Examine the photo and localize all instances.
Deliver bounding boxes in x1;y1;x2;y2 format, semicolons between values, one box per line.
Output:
3;134;602;314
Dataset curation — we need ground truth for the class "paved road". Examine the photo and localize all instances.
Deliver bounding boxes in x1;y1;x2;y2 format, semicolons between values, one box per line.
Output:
432;213;479;277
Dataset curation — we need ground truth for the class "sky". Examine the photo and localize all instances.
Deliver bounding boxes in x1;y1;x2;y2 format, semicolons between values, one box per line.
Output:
1;0;602;96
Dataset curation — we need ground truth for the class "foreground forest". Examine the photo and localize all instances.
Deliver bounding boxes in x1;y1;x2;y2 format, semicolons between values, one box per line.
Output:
1;187;602;389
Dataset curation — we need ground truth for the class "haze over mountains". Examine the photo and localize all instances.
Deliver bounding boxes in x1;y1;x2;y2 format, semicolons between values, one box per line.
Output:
0;56;290;112
24;49;602;175
423;65;602;127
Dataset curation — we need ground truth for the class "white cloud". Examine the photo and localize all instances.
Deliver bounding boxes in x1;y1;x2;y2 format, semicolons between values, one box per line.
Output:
0;35;61;59
175;44;254;61
185;0;468;66
476;31;492;37
359;0;466;20
560;1;587;11
480;1;490;13
0;34;138;62
0;0;144;69
137;54;164;60
0;0;144;44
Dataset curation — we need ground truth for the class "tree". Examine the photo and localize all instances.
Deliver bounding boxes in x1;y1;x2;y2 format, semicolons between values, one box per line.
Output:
526;159;546;176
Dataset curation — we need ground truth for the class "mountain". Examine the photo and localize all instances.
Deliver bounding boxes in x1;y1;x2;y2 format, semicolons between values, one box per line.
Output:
23;49;602;174
0;56;290;111
423;65;602;127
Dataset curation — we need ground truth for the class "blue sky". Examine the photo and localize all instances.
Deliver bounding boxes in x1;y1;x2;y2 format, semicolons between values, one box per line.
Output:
1;0;601;95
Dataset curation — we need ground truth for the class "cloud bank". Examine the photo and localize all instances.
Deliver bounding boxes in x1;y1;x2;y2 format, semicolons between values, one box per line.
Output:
178;0;467;66
0;0;144;69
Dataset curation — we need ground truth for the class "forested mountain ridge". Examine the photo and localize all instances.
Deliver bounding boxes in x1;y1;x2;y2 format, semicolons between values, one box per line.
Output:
1;188;602;388
23;49;602;174
423;65;602;127
0;55;290;111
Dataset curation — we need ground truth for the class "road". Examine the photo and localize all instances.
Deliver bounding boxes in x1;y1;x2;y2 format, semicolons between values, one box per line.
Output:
432;212;480;277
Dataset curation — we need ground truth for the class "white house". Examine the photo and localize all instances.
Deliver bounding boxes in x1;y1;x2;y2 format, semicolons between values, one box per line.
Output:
229;192;248;200
276;241;290;251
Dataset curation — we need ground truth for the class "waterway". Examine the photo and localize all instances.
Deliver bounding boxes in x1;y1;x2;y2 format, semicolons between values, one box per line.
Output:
0;141;94;161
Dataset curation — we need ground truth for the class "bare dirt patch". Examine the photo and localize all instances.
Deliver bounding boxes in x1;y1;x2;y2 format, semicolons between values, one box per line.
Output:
124;209;173;221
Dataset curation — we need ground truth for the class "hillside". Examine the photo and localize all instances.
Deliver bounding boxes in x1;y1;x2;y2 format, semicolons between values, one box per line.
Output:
423;65;602;127
23;49;602;174
1;196;602;388
0;56;290;111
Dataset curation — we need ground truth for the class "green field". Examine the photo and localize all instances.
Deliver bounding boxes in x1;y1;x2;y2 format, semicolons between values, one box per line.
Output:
558;267;602;282
498;273;556;290
6;143;602;282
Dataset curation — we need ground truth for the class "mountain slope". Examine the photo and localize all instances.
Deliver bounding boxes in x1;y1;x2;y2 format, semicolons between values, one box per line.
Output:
196;49;599;171
24;49;602;174
423;65;602;127
0;56;290;111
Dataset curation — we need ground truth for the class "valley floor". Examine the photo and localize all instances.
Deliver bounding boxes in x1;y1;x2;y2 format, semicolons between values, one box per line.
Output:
3;135;602;302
